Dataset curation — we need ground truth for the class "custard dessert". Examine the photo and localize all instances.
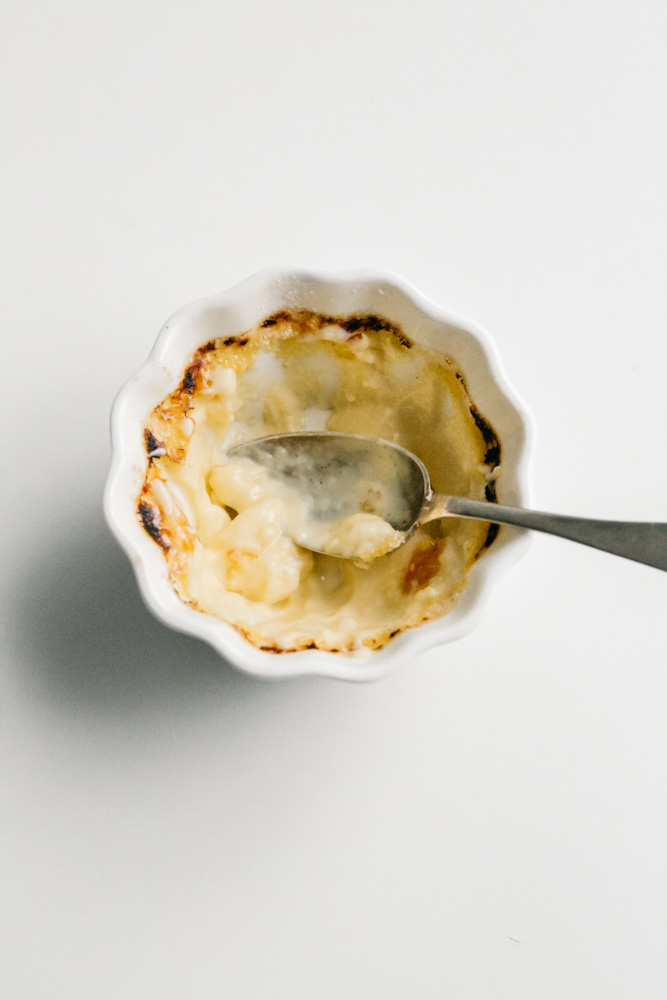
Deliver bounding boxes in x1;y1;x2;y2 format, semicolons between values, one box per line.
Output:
138;310;501;653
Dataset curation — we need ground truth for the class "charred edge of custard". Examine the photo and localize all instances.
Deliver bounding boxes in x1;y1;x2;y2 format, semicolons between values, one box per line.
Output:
138;501;170;550
229;580;466;655
454;372;502;558
180;356;207;394
260;310;291;328
455;373;501;468
470;407;501;468
234;622;314;654
236;611;458;655
479;523;500;553
338;314;412;348
257;309;413;348
234;622;355;655
144;350;212;464
470;407;501;556
144;428;163;457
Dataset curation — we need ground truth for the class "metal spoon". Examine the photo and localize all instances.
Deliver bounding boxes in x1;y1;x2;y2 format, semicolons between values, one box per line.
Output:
229;432;667;571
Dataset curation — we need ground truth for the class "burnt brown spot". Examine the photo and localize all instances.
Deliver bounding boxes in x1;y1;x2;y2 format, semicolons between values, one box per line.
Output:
340;314;386;334
144;428;163;455
485;479;497;503
401;539;446;594
341;315;370;334
336;313;412;347
237;337;249;346
258;309;413;348
200;340;216;353
470;407;501;467
181;357;206;394
260;310;291;328
479;522;500;553
139;502;169;550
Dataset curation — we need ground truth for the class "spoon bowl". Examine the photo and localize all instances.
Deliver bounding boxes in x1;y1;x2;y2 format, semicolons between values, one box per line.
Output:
230;431;429;534
230;431;667;571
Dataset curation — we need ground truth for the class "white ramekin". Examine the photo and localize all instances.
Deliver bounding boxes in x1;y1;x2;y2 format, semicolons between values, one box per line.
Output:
104;268;535;681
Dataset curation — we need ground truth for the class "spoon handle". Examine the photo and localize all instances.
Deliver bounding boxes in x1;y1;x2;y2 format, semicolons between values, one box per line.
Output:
426;495;667;572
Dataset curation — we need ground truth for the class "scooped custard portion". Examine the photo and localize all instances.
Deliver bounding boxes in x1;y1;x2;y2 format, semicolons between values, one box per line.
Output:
138;310;501;653
208;455;405;565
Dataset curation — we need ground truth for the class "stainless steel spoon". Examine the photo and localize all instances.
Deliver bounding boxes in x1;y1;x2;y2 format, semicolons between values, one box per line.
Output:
229;432;667;571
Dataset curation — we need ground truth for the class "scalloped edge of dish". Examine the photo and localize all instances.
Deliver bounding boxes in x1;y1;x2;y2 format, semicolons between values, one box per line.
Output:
104;267;535;681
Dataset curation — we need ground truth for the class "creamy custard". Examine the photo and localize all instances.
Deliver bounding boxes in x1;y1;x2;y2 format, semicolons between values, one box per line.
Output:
209;455;405;563
138;310;501;653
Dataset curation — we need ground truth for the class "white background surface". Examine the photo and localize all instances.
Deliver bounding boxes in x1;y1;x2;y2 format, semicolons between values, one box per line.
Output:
2;1;666;997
